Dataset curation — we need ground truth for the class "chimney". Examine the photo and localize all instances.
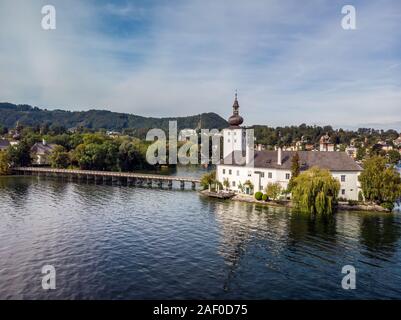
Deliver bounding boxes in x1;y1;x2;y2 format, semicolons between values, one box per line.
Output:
277;147;282;165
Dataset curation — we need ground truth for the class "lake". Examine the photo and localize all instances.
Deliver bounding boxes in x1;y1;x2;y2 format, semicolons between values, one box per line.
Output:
1;174;401;299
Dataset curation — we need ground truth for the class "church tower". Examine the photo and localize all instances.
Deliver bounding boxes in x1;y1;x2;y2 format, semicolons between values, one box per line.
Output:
223;92;247;159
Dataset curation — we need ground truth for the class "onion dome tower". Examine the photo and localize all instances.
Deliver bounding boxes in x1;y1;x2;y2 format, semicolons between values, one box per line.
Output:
228;92;244;128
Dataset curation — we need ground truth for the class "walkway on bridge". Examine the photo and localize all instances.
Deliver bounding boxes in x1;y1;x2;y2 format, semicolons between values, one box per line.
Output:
14;167;201;189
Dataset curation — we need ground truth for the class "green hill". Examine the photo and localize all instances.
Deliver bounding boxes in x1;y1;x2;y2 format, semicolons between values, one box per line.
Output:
0;102;228;132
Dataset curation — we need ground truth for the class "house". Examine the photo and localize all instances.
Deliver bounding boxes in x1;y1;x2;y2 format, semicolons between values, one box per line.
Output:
375;140;393;152
30;139;57;165
394;135;401;147
0;139;10;151
216;95;363;200
345;146;358;159
319;133;335;151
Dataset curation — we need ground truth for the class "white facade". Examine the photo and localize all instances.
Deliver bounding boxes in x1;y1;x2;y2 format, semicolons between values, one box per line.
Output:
217;165;292;194
222;128;246;159
216;165;361;200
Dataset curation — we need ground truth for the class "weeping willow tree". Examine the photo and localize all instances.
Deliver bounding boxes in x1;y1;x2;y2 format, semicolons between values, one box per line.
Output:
291;167;340;215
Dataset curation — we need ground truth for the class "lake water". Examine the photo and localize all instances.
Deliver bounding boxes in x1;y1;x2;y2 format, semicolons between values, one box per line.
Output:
1;174;401;299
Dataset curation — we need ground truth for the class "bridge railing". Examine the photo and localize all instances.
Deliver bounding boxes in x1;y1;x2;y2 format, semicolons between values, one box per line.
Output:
14;167;201;183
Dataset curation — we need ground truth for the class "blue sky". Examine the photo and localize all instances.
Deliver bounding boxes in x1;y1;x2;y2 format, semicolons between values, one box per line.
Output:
0;0;400;129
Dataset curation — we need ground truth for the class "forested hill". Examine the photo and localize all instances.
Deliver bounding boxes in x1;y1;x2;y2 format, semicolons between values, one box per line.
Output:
0;102;228;131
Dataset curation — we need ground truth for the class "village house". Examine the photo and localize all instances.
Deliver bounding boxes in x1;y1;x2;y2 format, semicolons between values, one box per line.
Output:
345;146;358;159
216;95;363;200
30;139;58;165
393;135;401;148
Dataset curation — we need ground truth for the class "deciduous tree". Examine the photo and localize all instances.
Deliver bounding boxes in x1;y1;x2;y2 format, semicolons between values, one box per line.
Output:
292;167;340;215
359;156;401;210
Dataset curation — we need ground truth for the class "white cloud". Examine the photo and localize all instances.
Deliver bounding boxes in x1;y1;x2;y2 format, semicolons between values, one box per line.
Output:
0;0;400;129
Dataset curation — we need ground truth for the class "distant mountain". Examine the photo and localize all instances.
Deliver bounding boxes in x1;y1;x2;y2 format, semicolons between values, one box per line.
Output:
0;102;228;132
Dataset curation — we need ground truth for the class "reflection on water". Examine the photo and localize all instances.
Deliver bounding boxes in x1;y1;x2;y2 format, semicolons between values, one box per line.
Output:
1;176;401;299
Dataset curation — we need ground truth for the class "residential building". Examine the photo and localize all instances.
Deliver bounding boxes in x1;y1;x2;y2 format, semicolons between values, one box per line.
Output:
30;139;58;165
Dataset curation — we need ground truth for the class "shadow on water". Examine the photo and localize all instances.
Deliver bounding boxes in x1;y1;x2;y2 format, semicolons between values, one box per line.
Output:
359;213;401;257
0;176;31;210
287;212;337;245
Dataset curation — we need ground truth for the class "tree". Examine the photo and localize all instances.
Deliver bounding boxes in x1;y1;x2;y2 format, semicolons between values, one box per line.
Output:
359;156;401;210
223;178;230;190
71;138;119;171
49;145;70;168
0;151;11;175
387;150;401;165
265;182;282;201
118;140;149;171
356;147;366;161
291;167;340;215
7;141;31;167
288;152;300;191
200;171;216;190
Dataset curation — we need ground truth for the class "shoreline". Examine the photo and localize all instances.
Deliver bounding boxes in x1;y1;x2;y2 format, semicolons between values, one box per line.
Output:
200;190;391;213
1;175;395;213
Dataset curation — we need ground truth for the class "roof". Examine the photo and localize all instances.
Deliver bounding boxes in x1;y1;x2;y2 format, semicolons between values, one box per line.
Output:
0;139;10;150
222;150;362;171
31;142;57;155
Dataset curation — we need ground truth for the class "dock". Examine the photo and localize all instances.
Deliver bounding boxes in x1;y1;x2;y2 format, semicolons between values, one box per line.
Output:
200;190;236;199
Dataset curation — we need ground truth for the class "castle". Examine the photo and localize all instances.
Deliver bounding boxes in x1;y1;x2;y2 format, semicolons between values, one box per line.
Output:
216;95;362;200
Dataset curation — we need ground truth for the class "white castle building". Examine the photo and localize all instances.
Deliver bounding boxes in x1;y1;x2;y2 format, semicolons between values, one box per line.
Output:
216;95;363;200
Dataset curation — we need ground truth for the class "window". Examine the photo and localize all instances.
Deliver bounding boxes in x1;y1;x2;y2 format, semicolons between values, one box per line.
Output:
227;139;230;143
341;175;346;182
268;172;272;179
222;169;225;174
260;172;265;178
234;139;237;143
229;169;232;175
341;189;345;195
227;132;230;135
248;170;252;177
285;173;291;180
236;170;240;176
232;181;236;187
234;132;237;136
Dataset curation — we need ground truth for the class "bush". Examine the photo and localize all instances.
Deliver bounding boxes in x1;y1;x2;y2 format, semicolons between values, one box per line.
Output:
254;191;263;201
262;194;268;201
381;202;394;211
348;200;358;206
358;190;364;202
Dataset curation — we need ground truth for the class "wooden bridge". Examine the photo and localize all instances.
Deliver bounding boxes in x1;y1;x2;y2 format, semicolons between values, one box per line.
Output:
13;167;201;190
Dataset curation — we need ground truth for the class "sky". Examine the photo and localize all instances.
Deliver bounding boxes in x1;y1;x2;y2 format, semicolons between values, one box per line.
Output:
0;0;400;129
